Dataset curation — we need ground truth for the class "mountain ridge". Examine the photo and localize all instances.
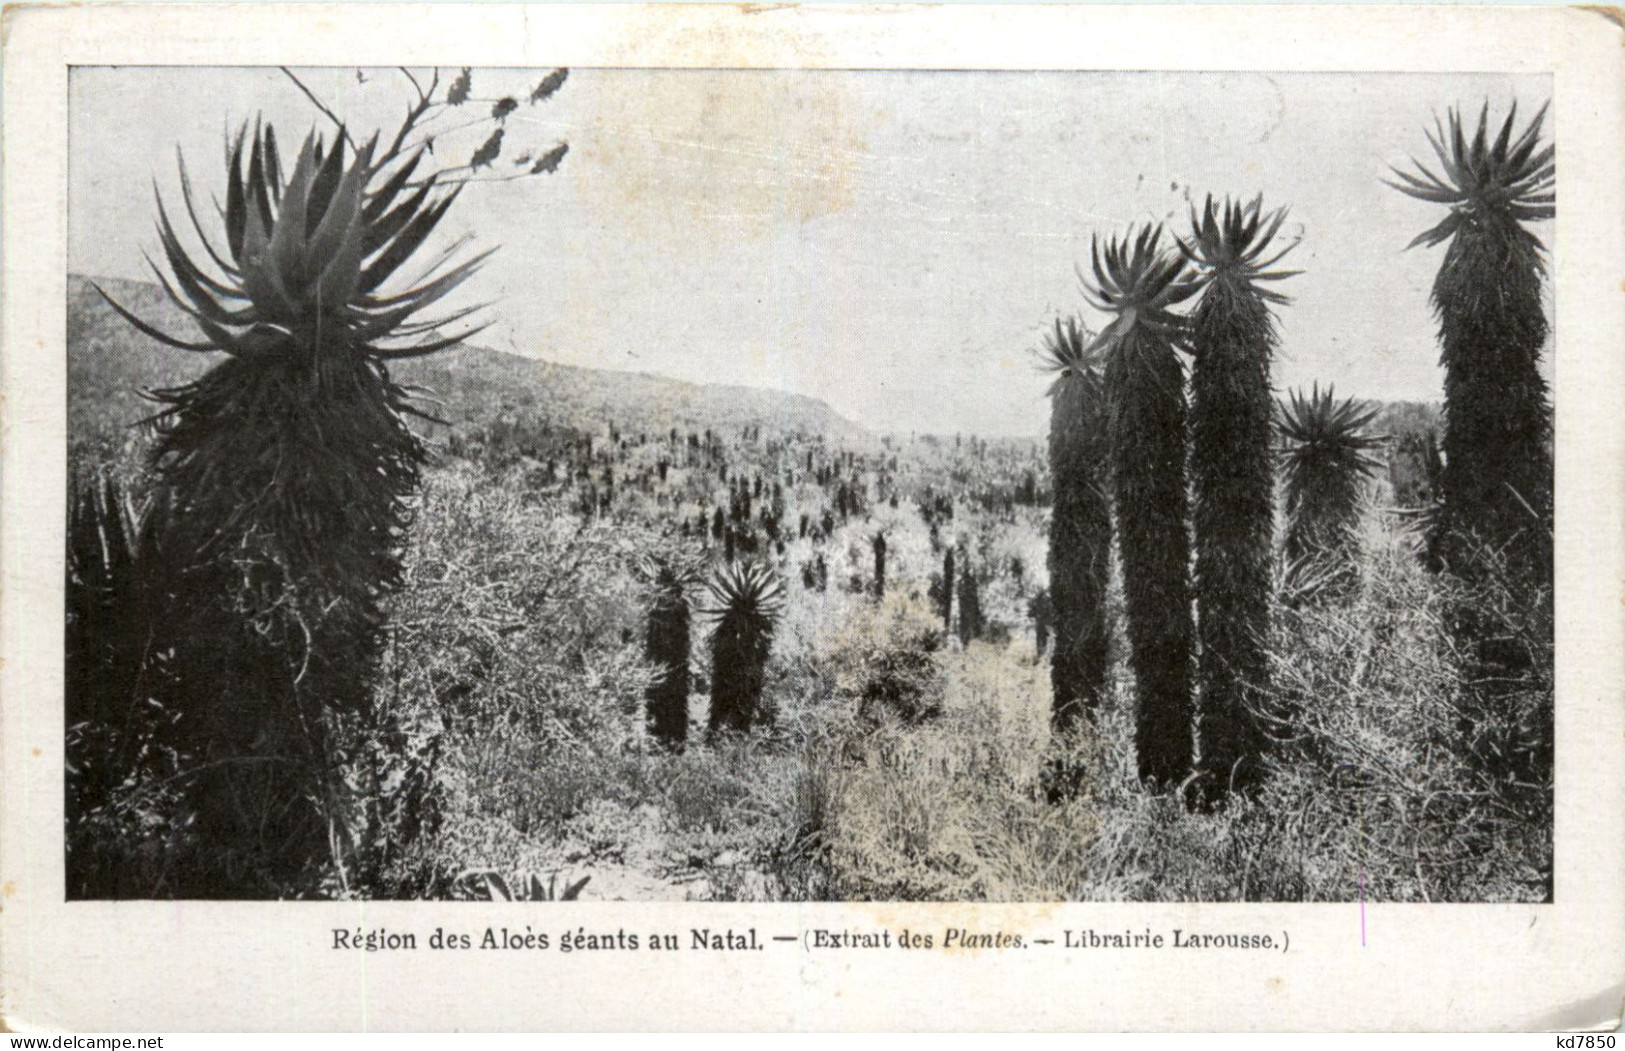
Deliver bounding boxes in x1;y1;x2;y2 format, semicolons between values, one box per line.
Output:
68;275;866;457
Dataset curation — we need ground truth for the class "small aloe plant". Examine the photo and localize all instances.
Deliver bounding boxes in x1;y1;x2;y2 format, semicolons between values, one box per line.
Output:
453;869;591;901
703;560;785;739
1276;383;1383;598
642;555;699;751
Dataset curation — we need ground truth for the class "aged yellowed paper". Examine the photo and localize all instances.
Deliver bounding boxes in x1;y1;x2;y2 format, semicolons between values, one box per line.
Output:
2;2;1621;1031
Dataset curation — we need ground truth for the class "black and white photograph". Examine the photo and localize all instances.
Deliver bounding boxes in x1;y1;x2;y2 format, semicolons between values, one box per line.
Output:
62;62;1559;904
7;2;1625;1033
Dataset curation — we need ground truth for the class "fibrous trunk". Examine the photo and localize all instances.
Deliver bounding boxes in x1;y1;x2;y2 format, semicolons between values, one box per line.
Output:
1047;373;1112;732
645;576;691;750
1434;224;1553;588
1189;284;1275;798
1435;217;1554;797
150;337;425;894
1106;327;1196;788
707;620;769;738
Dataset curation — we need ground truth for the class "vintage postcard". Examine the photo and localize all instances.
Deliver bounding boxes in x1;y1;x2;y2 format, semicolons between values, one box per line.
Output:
2;1;1622;1032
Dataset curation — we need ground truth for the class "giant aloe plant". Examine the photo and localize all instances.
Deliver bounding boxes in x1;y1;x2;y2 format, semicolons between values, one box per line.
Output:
95;116;495;893
1081;224;1200;790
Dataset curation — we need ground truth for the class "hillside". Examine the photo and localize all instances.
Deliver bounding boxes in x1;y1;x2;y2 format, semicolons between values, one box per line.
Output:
68;275;865;460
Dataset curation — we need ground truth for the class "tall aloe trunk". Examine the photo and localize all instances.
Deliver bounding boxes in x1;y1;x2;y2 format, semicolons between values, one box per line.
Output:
956;544;984;645
1389;102;1553;587
1434;225;1553;586
1042;318;1112;732
1082;225;1199;789
645;562;692;750
1180;196;1297;801
1189;290;1275;797
1106;326;1196;787
1388;101;1554;802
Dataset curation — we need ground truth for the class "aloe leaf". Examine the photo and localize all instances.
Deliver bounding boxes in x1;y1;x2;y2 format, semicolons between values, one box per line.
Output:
362;181;434;258
1509;203;1555;222
305;138;375;292
306;129;351;238
91;283;220;352
1385;170;1461;204
1425;123;1467;192
267;133;319;297
1405;213;1461;250
360;188;462;293
1506;101;1551;172
1247;241;1299;275
224;123;250;263
1238;209;1290;265
384;302;485;339
155;193;243;304
247;121;274;237
240;214;299;322
374;323;489;360
365;246;495;311
1089;238;1111;296
146;239;254;328
262;123;283;200
362;148;423;225
313;217;366;309
175;151;242;280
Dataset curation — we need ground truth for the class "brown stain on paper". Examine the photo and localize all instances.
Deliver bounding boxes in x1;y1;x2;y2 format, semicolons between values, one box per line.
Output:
584;69;868;246
584;7;869;246
1577;5;1625;38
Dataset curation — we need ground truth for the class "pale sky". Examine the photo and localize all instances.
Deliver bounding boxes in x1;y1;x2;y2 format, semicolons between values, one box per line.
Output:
69;67;1553;436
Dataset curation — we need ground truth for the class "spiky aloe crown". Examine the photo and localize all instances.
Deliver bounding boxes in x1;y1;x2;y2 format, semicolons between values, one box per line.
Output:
1386;101;1555;250
1275;383;1384;483
1080;223;1199;347
640;554;701;598
1037;316;1103;396
1177;194;1300;305
96;119;490;364
704;560;785;632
